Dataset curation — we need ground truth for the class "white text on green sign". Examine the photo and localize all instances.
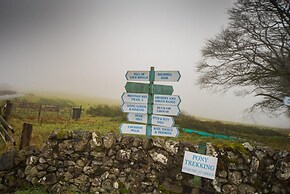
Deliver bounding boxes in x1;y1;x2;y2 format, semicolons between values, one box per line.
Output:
120;123;146;135
122;103;147;114
154;94;181;106
182;151;218;180
126;71;149;81
122;92;148;103
153;104;180;116
152;126;179;137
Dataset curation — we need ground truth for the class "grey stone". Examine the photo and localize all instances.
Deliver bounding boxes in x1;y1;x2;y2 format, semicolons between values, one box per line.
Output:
121;136;133;146
212;178;228;192
250;156;259;172
101;171;109;180
255;150;266;160
63;172;73;182
103;157;114;166
83;166;94;175
38;157;46;164
74;139;88;152
73;174;89;185
39;173;57;185
162;179;183;193
102;179;113;190
36;171;47;178
228;171;242;185
238;184;255;194
91;132;102;147
218;170;228;178
26;155;38;166
28;166;38;177
206;142;218;157
222;184;238;194
152;138;165;148
275;161;290;181
116;149;131;162
36;164;48;171
227;151;238;161
242;142;253;151
113;181;119;189
15;147;36;165
132;137;142;147
103;133;116;149
91;177;102;187
91;151;105;158
131;150;147;162
149;150;168;165
76;159;86;167
164;140;179;154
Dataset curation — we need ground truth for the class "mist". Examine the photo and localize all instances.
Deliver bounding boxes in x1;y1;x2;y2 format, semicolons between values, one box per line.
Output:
0;0;289;128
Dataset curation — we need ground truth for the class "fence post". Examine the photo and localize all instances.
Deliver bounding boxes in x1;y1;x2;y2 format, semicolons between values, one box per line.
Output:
3;100;13;121
19;123;33;150
38;105;42;121
72;105;82;121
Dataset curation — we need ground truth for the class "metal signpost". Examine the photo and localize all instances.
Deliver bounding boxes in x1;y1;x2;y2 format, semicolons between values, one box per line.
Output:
120;67;181;138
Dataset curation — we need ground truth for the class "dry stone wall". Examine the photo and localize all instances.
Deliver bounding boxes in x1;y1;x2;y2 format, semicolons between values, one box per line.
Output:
0;130;289;193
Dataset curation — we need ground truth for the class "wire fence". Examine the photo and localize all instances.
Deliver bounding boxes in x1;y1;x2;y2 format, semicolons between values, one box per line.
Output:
11;102;75;123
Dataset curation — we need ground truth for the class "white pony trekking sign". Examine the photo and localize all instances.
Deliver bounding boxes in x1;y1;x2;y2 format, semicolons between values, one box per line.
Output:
182;151;218;180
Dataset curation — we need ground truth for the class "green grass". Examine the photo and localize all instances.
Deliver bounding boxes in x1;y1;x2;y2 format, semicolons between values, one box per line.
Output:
0;93;289;154
20;91;120;109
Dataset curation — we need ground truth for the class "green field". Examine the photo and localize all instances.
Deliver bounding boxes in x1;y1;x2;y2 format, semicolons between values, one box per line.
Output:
0;93;289;153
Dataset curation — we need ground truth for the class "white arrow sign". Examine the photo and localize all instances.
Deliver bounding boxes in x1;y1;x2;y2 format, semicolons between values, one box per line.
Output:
154;71;181;82
152;126;179;137
122;92;148;103
127;113;148;124
126;71;149;81
283;96;290;106
152;115;175;127
122;103;148;114
120;123;146;135
154;94;181;106
153;104;180;116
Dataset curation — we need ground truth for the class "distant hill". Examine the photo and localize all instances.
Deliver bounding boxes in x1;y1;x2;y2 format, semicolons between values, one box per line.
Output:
0;83;17;96
0;83;23;100
0;83;14;91
0;90;17;96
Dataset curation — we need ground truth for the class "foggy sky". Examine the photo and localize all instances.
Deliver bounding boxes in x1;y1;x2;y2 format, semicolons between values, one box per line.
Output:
0;0;289;128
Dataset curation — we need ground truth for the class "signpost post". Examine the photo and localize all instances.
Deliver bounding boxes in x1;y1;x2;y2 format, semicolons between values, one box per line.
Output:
120;67;181;138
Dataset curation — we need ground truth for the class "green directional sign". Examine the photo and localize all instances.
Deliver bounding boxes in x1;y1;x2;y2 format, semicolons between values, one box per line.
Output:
125;82;173;95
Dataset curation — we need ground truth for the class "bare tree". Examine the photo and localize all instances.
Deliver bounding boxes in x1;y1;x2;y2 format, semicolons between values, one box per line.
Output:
197;0;290;116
